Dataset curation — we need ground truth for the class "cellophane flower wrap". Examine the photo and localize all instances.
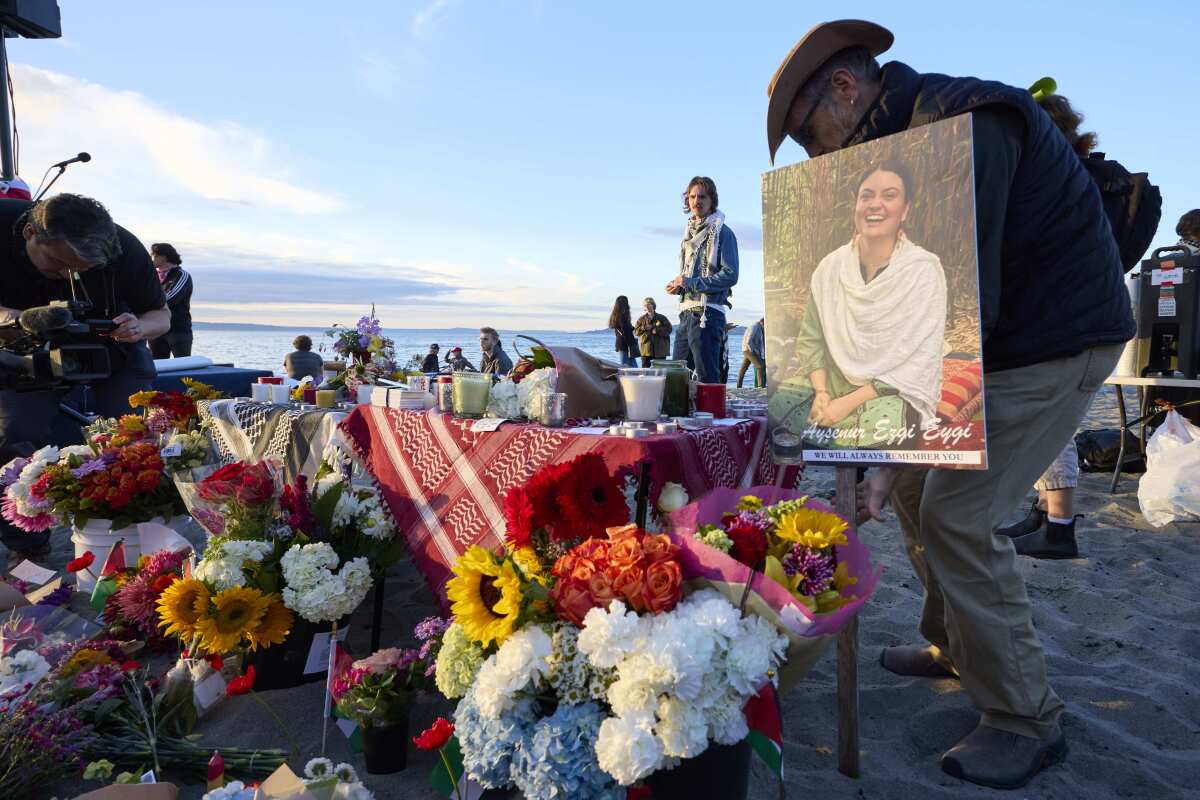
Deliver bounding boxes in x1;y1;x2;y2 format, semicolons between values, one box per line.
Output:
668;485;880;692
431;455;793;797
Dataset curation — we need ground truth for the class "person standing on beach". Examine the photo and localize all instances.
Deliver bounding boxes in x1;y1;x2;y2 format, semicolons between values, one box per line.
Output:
445;346;474;372
634;297;672;367
666;176;739;384
284;335;324;382
608;295;639;367
478;327;513;376
149;242;193;359
767;20;1131;789
738;317;767;388
421;344;441;373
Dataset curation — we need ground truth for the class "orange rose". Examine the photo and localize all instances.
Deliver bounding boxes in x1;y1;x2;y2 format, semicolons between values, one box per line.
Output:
553;554;577;578
587;570;617;605
552;579;597;626
606;524;640;541
613;565;646;612
607;536;642;569
642;560;682;614
570;557;598;583
641;534;678;564
575;538;610;563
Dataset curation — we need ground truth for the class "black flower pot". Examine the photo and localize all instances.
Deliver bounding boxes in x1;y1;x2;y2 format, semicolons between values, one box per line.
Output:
362;718;410;775
644;739;751;800
246;614;351;691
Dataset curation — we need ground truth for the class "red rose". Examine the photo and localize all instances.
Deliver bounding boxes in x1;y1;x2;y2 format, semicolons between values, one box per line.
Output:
67;551;95;573
607;535;642;569
413;717;455;751
641;534;678;564
198;462;247;503
226;666;256;696
551;579;597;626
613;565;646;612
586;569;617;606
642;560;682;614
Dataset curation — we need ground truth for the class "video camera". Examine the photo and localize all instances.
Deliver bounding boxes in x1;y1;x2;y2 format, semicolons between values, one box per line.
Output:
0;300;113;391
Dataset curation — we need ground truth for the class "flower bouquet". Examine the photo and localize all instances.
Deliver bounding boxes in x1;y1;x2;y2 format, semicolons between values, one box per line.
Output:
331;617;446;774
129;389;199;433
431;450;790;799
102;548;189;647
324;307;400;395
668;486;881;691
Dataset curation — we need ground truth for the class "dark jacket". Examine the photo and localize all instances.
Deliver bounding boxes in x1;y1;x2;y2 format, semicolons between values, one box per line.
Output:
612;316;637;359
421;352;440;372
480;344;513;376
845;62;1134;373
160;266;193;335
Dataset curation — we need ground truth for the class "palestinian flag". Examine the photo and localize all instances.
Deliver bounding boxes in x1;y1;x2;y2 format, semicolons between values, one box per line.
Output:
89;539;126;613
745;682;784;782
325;641;362;752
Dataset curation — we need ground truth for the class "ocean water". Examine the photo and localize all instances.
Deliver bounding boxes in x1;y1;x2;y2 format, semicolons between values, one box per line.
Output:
191;327;749;385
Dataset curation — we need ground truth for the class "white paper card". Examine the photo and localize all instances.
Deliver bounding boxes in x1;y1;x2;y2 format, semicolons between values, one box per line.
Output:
140;770;157;784
470;417;507;433
159;442;182;458
1151;267;1184;286
563;427;608;436
192;669;227;713
303;627;350;675
9;560;55;586
137;522;193;556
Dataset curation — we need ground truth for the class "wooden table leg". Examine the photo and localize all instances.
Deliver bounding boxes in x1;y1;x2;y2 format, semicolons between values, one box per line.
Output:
834;466;861;777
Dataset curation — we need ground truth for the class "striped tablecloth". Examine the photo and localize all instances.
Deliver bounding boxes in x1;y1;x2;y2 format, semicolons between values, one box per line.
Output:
197;399;355;482
340;406;801;606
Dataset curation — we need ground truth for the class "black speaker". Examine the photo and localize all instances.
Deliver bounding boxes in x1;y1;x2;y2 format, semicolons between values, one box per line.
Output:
0;0;61;39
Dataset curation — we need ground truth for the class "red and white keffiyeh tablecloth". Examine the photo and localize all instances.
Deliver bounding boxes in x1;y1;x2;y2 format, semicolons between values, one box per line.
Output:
339;406;801;605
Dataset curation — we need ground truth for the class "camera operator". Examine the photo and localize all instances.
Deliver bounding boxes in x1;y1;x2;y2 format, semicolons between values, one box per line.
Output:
0;194;168;559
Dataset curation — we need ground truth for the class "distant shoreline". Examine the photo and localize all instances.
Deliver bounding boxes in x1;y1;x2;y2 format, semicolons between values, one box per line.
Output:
193;322;743;334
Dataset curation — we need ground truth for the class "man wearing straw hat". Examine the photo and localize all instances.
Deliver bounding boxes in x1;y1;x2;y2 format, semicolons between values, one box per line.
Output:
766;20;1133;789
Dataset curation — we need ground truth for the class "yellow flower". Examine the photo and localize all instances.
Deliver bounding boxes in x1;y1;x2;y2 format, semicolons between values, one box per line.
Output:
128;391;158;409
832;561;858;592
736;496;764;512
246;594;293;651
509;547;545;583
157;578;211;640
774;507;849;550
194;586;270;654
446;546;523;647
59;648;113;678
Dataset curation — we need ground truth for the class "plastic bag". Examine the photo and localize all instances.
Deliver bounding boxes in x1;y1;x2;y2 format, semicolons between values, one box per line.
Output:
1137;410;1200;527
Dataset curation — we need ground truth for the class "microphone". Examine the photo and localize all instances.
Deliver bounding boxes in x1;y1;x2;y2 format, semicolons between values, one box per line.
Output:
51;153;91;169
19;305;74;335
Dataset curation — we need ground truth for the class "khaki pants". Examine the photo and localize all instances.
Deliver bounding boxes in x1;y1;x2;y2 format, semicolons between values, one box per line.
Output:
891;344;1122;739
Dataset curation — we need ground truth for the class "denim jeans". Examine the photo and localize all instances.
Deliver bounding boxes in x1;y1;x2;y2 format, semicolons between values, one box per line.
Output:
672;307;724;384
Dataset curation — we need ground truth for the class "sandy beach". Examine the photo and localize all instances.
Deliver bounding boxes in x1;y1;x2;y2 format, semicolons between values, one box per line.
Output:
38;385;1200;800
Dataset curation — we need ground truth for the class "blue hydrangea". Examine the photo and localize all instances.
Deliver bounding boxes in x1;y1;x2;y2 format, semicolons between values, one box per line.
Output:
454;685;535;789
512;702;623;800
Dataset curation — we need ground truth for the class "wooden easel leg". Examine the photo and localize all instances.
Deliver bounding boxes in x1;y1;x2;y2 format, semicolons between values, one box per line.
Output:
834;466;861;778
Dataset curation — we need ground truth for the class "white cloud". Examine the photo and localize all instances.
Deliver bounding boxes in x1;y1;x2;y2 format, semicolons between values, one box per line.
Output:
410;0;456;37
10;64;341;216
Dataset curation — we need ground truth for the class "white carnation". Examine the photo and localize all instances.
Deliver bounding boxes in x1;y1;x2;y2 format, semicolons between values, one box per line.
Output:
578;600;644;669
472;626;552;718
726;615;787;696
595;715;664;786
656;696;710;759
705;693;750;745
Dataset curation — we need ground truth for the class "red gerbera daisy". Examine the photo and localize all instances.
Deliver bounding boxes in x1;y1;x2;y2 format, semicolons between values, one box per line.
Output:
502;486;536;547
555;454;628;541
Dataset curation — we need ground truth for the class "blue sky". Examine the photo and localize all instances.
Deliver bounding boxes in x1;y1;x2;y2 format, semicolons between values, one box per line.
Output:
8;0;1197;330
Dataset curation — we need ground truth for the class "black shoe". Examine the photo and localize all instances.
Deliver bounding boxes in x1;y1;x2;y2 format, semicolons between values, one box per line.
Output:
941;723;1067;790
1012;516;1080;559
997;502;1046;539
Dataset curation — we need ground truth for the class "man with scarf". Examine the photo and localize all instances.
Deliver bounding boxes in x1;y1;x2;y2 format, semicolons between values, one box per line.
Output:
666;176;739;384
766;20;1132;790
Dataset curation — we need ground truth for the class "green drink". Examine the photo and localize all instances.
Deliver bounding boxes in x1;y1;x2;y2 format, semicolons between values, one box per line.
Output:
651;359;691;417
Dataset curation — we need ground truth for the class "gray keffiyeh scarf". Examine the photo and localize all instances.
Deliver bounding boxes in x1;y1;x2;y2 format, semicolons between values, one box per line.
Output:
678;210;724;327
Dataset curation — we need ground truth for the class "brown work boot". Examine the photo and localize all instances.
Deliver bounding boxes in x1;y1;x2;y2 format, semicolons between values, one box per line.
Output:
879;644;959;679
941;722;1068;789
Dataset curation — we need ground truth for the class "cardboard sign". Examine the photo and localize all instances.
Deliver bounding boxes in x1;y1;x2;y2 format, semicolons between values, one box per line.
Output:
763;115;987;469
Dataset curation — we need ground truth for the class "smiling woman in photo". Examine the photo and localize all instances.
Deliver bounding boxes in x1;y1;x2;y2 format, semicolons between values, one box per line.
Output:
792;160;946;436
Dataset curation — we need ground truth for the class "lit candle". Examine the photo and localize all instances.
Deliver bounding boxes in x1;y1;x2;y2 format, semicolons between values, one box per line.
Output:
618;368;667;423
453;372;492;419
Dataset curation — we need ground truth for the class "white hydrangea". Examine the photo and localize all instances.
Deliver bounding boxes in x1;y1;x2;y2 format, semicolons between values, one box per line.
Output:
473;625;552;718
281;543;372;623
194;539;273;592
516;367;556;418
595;715;665;786
485;379;520;419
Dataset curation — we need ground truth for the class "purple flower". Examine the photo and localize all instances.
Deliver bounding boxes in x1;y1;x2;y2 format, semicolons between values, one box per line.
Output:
781;545;836;596
0;457;29;488
357;335;369;349
35;585;73;607
414;616;449;642
69;458;108;479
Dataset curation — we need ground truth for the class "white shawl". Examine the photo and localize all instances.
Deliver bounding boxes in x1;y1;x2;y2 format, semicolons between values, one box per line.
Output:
809;236;947;428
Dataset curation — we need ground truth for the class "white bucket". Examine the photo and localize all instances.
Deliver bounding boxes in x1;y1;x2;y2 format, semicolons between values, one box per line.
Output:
70;519;144;593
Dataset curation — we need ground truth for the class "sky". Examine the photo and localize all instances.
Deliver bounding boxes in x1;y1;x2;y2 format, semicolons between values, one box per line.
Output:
6;0;1198;331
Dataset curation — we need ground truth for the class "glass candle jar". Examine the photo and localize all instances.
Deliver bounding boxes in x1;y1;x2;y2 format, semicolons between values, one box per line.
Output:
453;372;492;419
695;383;727;418
618;368;667;423
539;392;567;427
650;359;691;417
436;376;454;412
315;389;337;408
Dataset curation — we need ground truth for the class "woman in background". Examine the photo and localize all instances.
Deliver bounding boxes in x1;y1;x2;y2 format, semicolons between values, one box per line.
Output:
284;335;324;382
608;295;639;367
149;242;193;359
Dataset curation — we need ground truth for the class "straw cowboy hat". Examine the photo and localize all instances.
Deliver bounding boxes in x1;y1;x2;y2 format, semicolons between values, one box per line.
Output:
766;19;893;164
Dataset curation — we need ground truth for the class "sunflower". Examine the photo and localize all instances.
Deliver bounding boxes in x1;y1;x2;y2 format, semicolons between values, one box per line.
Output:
246;594;294;651
194;586;270;654
509;546;545;583
774;507;849;551
157;578;211;639
446;546;524;647
59;648;113;678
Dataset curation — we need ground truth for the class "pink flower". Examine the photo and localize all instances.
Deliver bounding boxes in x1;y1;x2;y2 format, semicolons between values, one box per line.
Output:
1;497;55;533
